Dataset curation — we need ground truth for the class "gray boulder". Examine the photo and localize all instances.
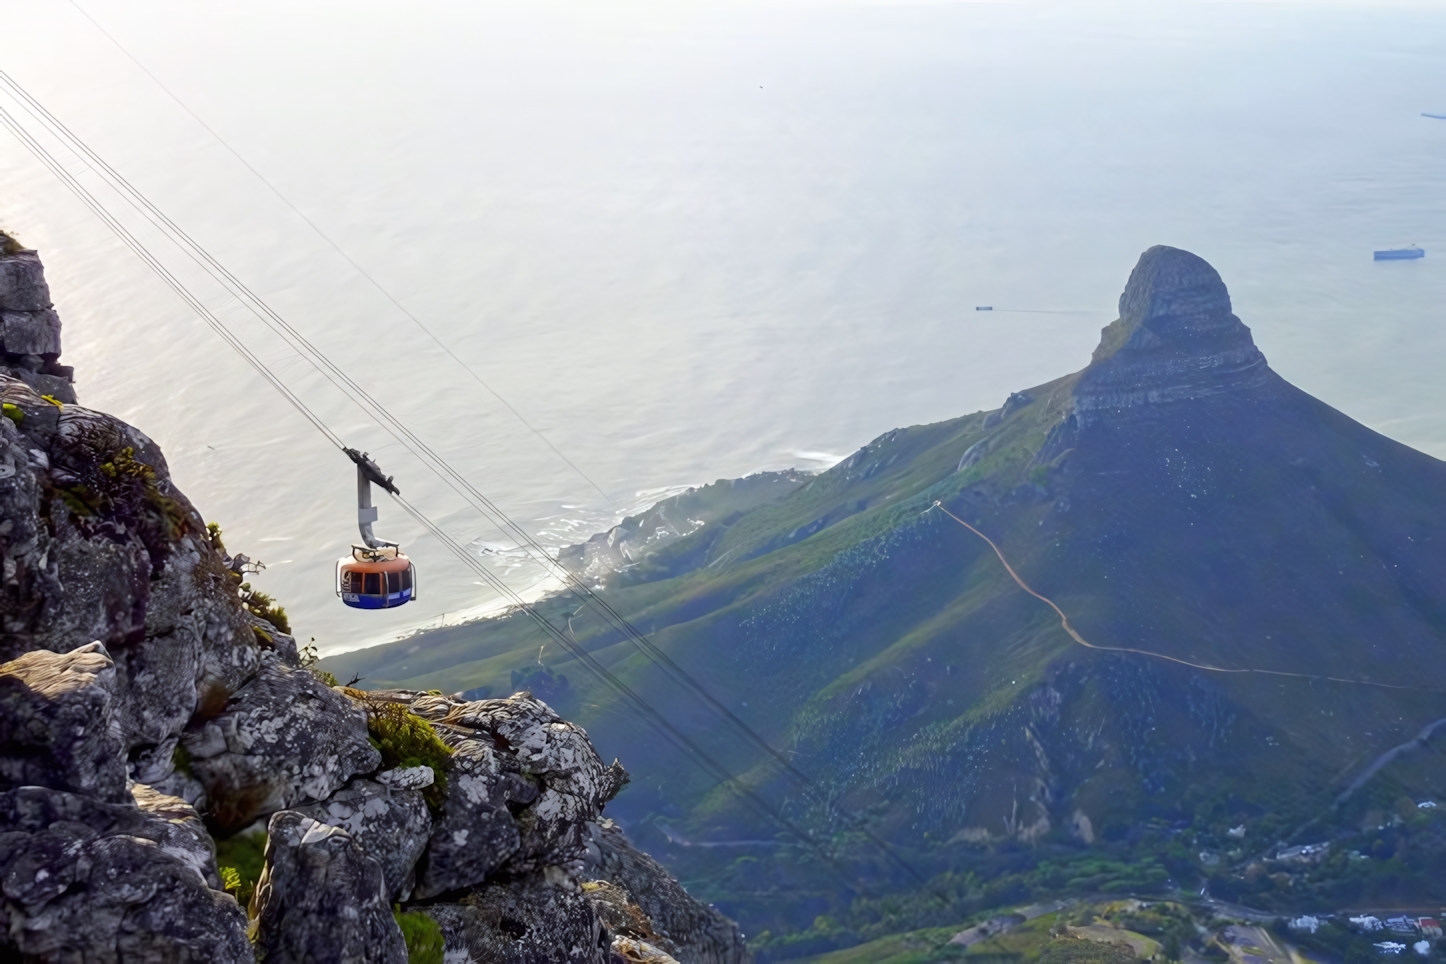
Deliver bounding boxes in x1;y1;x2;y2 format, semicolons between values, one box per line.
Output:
184;652;381;831
412;719;528;898
132;781;229;890
0;784;251;962
407;691;620;899
0;640;127;802
293;777;431;900
252;809;408;964
441;694;614;872
424;874;610;964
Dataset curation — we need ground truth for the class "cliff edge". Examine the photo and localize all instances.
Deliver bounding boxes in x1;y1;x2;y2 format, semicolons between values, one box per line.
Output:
0;239;748;963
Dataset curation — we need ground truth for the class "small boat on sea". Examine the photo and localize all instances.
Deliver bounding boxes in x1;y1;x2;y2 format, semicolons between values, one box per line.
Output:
1374;246;1425;261
975;306;993;311
1423;113;1446;120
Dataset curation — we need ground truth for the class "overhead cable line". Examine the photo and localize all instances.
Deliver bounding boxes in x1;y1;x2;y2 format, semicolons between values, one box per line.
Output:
64;0;617;508
0;102;343;451
0;74;941;897
0;86;878;897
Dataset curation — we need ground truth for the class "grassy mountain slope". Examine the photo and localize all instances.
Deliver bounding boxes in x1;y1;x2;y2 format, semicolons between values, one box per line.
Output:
322;247;1446;941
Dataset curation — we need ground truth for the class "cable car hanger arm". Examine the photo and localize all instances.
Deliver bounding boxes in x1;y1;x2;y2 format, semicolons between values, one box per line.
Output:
345;448;400;549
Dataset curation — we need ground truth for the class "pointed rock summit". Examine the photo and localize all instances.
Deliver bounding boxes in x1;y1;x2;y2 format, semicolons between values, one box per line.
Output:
1075;245;1270;418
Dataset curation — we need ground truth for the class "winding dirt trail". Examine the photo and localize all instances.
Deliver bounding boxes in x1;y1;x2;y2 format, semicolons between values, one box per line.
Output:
931;501;1446;695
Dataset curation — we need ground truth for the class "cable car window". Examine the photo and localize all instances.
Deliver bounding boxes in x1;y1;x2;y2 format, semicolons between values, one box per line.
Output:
364;572;381;595
401;568;412;591
387;571;399;593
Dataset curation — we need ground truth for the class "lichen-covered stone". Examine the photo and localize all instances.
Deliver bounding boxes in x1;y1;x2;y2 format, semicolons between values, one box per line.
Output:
292;777;431;900
0;785;251;962
411;721;526;898
0;640;127;801
442;694;613;872
184;652;381;831
406;692;618;899
584;819;751;964
252;810;408;964
424;875;611;964
131;781;228;889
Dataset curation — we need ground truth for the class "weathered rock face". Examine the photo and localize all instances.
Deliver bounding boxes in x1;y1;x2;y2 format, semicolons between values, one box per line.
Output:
0;785;252;962
184;652;381;831
0;641;128;802
0;237;74;404
1074;245;1272;418
253;810;408;964
0;371;272;787
397;690;625;899
0;242;747;963
291;777;431;901
425;875;612;964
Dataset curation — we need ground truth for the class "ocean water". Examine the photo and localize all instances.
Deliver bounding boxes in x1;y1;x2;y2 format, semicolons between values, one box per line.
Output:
2;0;1444;655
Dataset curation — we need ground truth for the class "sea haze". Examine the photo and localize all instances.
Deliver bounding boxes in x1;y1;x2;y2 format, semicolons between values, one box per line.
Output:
1;0;1443;654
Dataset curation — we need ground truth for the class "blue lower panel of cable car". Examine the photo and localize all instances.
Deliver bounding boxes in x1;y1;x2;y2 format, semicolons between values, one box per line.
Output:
341;587;414;609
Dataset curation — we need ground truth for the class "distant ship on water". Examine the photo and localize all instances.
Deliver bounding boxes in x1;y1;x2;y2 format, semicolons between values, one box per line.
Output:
1374;246;1425;261
1423;113;1446;120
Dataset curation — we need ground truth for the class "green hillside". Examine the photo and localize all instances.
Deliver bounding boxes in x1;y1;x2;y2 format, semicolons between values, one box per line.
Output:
323;247;1446;953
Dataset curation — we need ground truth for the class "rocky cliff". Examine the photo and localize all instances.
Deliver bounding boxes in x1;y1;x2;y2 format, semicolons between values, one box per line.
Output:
0;236;749;963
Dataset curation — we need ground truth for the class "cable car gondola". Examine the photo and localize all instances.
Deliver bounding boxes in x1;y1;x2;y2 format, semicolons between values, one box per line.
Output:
336;448;416;609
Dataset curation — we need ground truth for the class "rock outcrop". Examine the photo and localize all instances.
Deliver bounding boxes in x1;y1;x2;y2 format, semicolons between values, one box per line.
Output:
1074;244;1272;419
584;818;751;964
183;652;382;831
0;241;749;962
252;811;408;964
0;233;74;404
291;777;431;901
0;641;127;801
0;785;252;961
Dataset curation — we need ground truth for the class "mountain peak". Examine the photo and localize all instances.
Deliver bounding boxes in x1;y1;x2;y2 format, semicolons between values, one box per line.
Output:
1118;245;1233;337
1076;245;1269;417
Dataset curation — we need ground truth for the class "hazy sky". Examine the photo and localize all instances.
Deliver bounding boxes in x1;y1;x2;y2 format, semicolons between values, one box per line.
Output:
3;0;1444;651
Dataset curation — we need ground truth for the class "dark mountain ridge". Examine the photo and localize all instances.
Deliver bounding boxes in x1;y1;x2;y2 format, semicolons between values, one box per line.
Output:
326;246;1446;938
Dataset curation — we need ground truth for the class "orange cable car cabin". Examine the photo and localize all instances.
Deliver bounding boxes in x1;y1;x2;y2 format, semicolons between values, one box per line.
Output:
336;448;416;610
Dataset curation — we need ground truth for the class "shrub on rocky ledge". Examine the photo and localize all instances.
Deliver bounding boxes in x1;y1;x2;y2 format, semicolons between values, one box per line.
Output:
366;700;453;809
